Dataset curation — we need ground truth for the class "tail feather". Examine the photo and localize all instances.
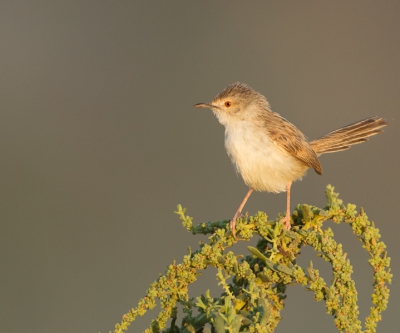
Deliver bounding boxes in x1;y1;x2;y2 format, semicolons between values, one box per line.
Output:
310;117;388;155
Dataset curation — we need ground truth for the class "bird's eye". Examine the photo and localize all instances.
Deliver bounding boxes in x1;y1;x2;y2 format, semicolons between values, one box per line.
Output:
224;101;232;107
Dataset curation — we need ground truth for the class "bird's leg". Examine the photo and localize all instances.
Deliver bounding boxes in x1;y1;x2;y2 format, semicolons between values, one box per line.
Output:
283;182;292;229
230;188;254;237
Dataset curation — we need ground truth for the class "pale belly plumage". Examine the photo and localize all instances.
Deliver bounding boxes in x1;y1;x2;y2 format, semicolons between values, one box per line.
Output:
224;122;308;193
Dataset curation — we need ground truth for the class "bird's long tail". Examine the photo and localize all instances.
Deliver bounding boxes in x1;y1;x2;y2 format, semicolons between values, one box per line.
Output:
310;116;388;155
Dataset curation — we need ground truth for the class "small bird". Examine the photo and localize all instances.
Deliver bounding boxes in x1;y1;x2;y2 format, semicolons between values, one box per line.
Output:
194;82;387;237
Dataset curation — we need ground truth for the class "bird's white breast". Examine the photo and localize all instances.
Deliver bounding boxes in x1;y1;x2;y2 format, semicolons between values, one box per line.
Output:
224;121;307;193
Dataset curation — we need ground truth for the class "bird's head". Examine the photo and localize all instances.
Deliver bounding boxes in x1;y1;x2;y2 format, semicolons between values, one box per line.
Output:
194;82;270;126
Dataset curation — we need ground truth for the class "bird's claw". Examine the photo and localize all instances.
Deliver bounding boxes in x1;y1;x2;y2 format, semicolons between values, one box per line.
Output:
230;213;244;239
282;215;292;230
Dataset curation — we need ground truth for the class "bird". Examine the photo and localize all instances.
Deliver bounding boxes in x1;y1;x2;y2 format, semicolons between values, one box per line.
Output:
194;82;388;237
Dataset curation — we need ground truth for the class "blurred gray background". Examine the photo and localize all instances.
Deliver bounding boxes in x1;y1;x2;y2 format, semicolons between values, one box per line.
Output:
0;1;398;332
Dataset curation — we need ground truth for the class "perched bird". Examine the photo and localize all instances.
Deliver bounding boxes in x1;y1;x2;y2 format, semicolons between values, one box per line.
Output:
194;82;387;237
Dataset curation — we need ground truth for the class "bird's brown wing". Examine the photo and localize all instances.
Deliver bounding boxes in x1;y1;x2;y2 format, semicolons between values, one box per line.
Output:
265;112;323;175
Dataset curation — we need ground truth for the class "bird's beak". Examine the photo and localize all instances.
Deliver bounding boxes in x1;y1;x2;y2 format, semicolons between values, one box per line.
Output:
194;102;216;109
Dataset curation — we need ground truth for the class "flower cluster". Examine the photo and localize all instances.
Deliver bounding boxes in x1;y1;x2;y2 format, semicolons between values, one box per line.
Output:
113;185;391;333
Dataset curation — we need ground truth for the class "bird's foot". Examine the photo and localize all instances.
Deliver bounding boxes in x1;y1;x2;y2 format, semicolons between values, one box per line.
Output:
230;212;244;239
230;219;237;238
282;215;292;230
